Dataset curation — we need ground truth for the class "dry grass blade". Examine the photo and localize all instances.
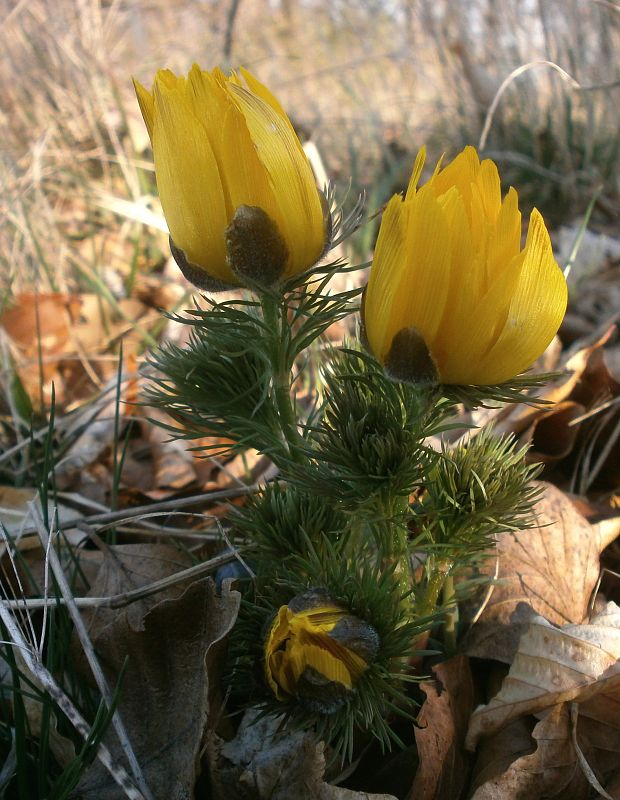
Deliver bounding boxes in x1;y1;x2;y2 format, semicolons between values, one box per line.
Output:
0;589;146;800
27;501;155;800
478;60;580;151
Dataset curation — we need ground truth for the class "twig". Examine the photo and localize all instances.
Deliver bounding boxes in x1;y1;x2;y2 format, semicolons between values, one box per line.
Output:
28;502;155;800
16;483;258;538
1;548;238;610
223;0;242;64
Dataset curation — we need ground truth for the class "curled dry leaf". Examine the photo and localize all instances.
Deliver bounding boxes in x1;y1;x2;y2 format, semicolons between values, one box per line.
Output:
467;602;620;747
523;400;585;466
54;393;130;490
467;603;620;749
76;578;240;800
141;408;198;496
207;710;397;800
464;482;620;663
467;604;620;797
470;705;590;800
408;655;474;800
469;713;537;797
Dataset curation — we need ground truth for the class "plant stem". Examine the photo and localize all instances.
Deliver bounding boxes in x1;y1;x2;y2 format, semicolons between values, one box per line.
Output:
419;557;453;617
441;574;458;654
259;291;304;464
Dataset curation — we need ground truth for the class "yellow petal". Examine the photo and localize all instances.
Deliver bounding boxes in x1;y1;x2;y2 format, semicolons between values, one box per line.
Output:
367;187;453;368
152;76;231;282
307;631;368;680
265;606;292;656
486;187;522;280
365;195;408;360
292;605;343;634
396;186;452;350
188;66;282;231
269;648;297;696
302;643;354;687
431;188;479;367
239;67;294;129
220;107;280;214
429;145;480;208
404;146;427;202
437;249;525;383
475;158;502;223
184;66;233;211
133;78;154;142
472;209;567;383
226;83;325;276
156;68;182;90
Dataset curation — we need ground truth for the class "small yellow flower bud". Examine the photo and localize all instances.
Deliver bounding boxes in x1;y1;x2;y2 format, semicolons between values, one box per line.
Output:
134;65;328;289
363;146;568;385
264;589;379;713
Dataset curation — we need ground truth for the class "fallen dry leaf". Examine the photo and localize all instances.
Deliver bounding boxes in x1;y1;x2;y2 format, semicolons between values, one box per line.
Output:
467;604;620;797
0;292;80;406
467;602;620;749
470;705;590;800
522;400;585;466
54;393;127;491
463;482;620;663
76;542;195;638
207;710;397;800
0;486;76;539
76;578;240;799
469;713;536;796
408;654;474;800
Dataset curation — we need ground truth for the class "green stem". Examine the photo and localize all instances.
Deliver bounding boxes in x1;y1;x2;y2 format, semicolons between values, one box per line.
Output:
419;557;453;617
442;574;458;654
259;291;304;464
375;492;414;609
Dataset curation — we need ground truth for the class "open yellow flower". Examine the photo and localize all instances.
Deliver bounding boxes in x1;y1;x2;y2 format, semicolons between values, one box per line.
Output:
264;590;378;713
363;146;568;385
134;65;328;288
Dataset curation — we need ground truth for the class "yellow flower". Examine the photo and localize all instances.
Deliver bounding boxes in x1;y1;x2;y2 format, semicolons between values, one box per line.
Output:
264;590;378;713
134;65;328;288
363;146;568;385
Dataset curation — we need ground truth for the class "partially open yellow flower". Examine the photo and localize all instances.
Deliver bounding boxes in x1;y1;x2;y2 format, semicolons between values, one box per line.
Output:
363;146;568;385
264;590;378;713
134;65;328;289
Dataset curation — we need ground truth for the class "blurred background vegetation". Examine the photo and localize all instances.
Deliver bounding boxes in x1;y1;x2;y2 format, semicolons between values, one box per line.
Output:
1;0;619;296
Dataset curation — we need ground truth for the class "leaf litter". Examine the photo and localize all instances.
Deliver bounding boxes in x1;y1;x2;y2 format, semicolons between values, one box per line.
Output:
2;230;620;798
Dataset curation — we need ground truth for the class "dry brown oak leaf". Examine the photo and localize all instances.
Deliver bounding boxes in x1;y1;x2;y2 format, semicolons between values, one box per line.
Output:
464;481;620;664
408;654;474;800
467;603;620;798
76;576;240;800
